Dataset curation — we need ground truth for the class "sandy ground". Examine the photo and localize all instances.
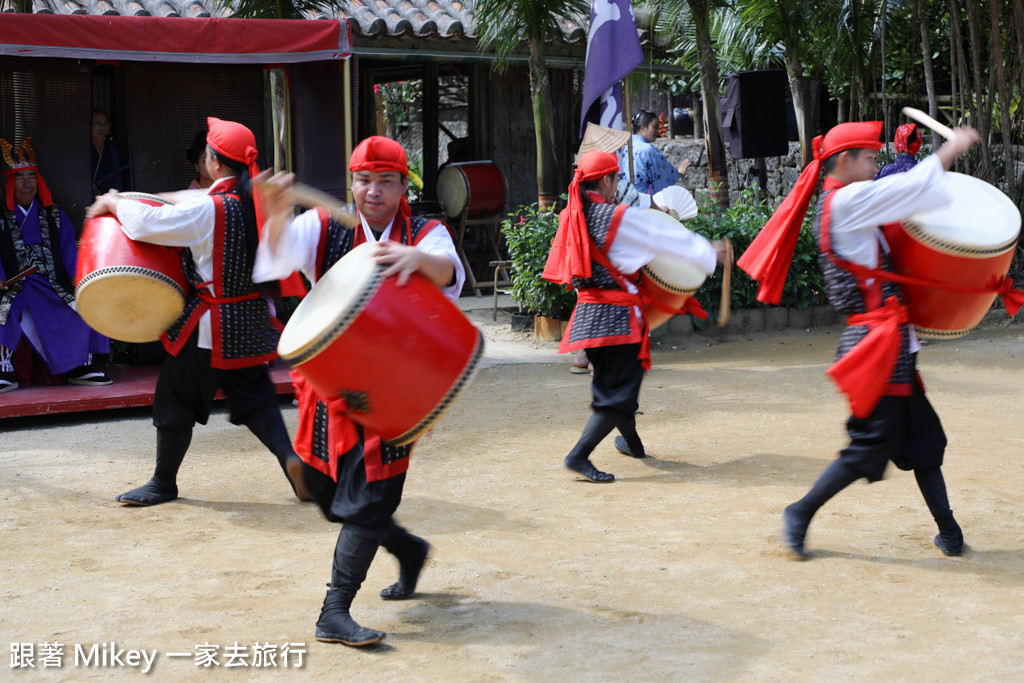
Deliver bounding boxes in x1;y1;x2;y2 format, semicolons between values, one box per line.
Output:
2;309;1024;681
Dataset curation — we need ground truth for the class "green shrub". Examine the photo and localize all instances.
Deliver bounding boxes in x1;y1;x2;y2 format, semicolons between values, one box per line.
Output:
500;201;577;320
685;185;827;323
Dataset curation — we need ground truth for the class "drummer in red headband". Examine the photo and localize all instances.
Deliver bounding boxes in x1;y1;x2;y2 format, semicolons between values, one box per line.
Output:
85;117;310;507
736;120;980;560
543;150;728;484
876;122;923;179
254;135;463;647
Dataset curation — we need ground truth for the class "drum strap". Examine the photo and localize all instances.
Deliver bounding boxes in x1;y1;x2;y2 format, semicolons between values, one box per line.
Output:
826;296;911;418
636;277;709;320
823;220;1024;317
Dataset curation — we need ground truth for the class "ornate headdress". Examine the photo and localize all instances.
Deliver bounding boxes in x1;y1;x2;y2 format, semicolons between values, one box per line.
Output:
1;136;53;210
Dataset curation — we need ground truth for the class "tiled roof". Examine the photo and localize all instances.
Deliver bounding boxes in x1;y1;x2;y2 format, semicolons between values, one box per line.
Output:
21;0;222;17
7;0;590;41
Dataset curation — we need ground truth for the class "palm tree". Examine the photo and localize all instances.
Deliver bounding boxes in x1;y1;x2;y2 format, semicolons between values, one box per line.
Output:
640;0;734;207
472;0;589;210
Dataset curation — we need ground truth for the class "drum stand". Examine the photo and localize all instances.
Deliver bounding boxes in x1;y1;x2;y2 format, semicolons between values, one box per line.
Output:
453;206;511;297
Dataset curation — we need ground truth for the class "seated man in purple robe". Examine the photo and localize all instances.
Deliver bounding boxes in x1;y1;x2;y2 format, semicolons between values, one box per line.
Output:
0;137;111;393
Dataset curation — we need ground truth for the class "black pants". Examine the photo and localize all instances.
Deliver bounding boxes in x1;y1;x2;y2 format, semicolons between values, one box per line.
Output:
840;378;946;483
586;343;644;416
152;333;280;430
303;433;407;532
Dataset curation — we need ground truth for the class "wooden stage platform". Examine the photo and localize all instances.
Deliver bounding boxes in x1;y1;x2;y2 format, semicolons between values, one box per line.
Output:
0;364;295;420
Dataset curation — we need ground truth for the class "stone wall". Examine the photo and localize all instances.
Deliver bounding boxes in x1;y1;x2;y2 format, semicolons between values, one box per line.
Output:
653;138;804;205
655;137;1024;204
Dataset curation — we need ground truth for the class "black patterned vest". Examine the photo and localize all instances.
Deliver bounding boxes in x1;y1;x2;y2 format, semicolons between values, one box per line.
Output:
161;188;280;369
815;190;915;387
566;201;637;346
0;203;74;325
305;212;439;478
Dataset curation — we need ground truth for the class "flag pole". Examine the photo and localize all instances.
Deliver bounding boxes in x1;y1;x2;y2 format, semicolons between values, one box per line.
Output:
623;79;635;184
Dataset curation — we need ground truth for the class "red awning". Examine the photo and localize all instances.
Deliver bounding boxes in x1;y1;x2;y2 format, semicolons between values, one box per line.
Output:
0;15;351;64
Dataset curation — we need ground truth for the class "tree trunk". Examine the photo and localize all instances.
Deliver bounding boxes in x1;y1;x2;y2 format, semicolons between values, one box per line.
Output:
915;0;941;151
691;0;729;207
963;0;992;181
784;51;817;170
529;37;558;211
948;0;972;173
990;0;1016;199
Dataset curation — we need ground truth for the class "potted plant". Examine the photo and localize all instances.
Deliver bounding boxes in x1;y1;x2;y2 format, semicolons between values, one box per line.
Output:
500;202;576;340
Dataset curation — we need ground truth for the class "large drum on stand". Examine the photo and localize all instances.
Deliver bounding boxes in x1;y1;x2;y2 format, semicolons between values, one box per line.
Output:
278;242;485;445
75;192;188;343
638;209;707;330
882;173;1021;339
437;161;507;218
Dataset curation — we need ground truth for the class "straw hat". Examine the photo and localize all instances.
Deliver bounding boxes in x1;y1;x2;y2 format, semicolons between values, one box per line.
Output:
576;122;630;159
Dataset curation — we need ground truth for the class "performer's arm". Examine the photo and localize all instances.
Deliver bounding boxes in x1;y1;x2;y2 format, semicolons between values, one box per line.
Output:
86;190;215;249
374;223;462;296
252;209;321;284
609;206;718;275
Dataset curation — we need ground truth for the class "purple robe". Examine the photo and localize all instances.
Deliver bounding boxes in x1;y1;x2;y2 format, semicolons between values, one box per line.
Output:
0;200;108;374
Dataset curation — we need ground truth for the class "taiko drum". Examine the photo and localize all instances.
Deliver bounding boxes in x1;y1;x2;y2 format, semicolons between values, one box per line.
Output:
75;192;188;343
436;161;507;218
638;210;707;330
278;242;484;445
882;173;1021;339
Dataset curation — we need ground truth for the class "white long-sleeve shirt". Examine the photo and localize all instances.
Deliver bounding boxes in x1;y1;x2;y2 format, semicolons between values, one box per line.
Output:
114;178;234;349
827;154;950;269
253;209;465;300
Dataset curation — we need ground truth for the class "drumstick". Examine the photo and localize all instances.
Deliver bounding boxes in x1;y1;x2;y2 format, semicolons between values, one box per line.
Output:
3;265;40;288
287;183;360;227
717;237;732;328
901;107;957;142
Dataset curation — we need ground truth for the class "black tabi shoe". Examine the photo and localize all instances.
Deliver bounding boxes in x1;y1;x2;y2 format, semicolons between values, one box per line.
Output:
380;537;431;601
781;505;809;560
564;456;614;483
116;479;178;506
613;435;646;459
933;534;964;557
315;596;387;647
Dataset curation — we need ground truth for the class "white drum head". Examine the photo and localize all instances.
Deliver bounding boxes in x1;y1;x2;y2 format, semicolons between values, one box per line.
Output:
652;186;698;220
640;209;707;292
278;242;380;360
904;172;1021;252
436;165;469;218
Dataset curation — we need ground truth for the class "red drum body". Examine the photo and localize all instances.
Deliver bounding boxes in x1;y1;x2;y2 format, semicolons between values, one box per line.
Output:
437;161;507;218
882;173;1021;339
638;210;707;330
278;242;484;445
75;192;188;343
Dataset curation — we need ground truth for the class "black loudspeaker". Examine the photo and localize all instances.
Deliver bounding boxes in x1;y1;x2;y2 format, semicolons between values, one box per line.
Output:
719;70;789;159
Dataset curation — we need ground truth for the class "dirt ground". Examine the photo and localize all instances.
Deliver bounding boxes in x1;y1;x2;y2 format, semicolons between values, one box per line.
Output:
2;309;1024;681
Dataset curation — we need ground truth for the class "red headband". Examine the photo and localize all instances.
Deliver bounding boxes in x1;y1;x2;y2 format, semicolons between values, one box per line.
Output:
542;151;621;284
737;122;883;304
350;136;409;175
350;136;411;218
895;123;921;155
206;117;260;180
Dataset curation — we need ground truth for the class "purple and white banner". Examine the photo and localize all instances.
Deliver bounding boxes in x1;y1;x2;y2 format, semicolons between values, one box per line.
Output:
579;0;644;136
